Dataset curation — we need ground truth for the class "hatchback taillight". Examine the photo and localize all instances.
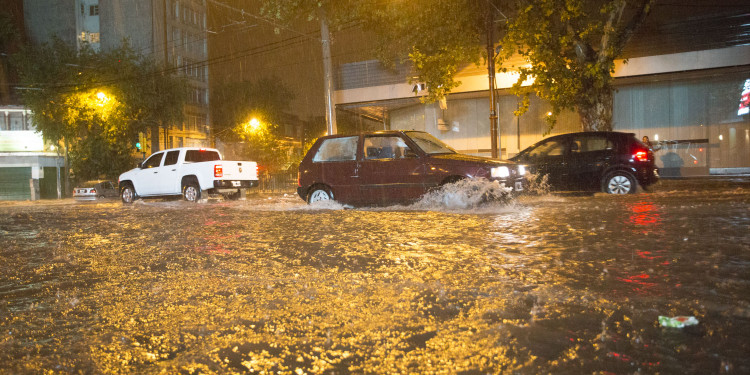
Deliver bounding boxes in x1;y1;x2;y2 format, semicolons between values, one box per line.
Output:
634;150;649;162
90;188;96;194
214;164;223;177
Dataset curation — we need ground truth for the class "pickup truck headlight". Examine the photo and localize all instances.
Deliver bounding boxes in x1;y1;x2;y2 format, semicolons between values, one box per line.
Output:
518;165;526;176
491;166;510;178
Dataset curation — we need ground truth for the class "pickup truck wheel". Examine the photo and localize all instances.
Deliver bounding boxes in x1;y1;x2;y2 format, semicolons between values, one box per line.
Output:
183;183;201;202
307;185;333;203
121;184;136;204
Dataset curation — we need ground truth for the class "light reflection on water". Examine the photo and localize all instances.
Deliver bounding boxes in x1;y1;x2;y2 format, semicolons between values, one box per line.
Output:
0;180;748;373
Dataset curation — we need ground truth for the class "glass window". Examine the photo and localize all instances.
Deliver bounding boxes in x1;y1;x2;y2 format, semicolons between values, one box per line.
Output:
185;149;220;162
9;113;25;130
527;139;567;158
364;136;413;159
405;131;455;154
313;137;358;162
89;5;99;16
571;137;614;153
583;137;613;152
143;152;164;168
164;150;179;166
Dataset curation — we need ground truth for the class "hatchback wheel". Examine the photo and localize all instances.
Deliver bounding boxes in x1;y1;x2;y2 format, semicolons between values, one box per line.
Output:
604;172;636;194
307;186;333;203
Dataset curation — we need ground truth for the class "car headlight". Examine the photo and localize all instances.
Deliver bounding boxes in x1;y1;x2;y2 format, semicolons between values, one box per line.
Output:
518;165;526;176
491;166;510;178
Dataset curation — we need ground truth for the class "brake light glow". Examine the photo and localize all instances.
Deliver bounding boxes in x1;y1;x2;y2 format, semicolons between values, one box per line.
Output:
634;150;648;161
91;188;96;194
214;164;223;177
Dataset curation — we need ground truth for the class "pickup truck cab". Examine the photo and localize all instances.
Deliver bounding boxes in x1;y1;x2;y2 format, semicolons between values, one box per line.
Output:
118;147;258;203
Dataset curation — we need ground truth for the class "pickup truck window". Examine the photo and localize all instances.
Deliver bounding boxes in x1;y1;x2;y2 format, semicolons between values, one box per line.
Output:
143;152;164;168
185;150;220;163
164;150;180;166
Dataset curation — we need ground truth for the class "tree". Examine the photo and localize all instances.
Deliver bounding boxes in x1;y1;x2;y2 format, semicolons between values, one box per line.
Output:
14;39;188;180
500;0;653;132
360;0;653;133
212;77;296;172
360;0;494;103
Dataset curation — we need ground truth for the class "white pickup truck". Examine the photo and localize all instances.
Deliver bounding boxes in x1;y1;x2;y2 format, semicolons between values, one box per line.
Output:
118;147;258;203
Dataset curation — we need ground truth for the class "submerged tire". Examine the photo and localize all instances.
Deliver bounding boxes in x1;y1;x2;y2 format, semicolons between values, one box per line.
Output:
183;182;201;202
307;185;333;203
604;171;637;194
121;184;136;204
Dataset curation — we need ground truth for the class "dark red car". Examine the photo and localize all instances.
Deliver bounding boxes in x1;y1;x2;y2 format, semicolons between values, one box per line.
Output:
297;130;526;205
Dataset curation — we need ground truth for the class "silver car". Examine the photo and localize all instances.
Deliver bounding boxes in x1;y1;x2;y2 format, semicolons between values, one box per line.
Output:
73;180;119;200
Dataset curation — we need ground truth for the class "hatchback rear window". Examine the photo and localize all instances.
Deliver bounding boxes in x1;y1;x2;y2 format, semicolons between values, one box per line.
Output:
313;137;358;162
185;150;220;163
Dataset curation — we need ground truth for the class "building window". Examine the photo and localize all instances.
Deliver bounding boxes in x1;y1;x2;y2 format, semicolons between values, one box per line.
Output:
9;113;26;131
89;5;99;16
89;33;100;43
80;4;85;15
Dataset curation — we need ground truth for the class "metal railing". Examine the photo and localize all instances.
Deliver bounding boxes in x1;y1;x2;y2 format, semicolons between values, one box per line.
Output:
256;171;297;193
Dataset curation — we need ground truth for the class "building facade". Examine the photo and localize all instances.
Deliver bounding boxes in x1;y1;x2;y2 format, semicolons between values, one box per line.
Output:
23;0;211;155
0;106;64;200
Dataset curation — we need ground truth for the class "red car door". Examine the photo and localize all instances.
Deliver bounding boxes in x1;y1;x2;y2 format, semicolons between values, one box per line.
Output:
358;135;426;205
312;136;362;204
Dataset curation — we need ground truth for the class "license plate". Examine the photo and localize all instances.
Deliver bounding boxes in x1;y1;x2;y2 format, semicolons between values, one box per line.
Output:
515;181;524;191
231;181;241;187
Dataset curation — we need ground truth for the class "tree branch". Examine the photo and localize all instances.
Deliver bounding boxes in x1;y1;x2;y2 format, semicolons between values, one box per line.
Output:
612;0;655;57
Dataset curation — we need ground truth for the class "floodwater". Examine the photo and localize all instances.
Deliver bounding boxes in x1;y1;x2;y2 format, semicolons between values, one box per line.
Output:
1;178;748;374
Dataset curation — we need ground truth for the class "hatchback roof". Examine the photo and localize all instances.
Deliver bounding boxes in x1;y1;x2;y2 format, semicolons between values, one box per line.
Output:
318;130;426;139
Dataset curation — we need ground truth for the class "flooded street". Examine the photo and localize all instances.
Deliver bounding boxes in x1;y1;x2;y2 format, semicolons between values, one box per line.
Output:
1;178;749;374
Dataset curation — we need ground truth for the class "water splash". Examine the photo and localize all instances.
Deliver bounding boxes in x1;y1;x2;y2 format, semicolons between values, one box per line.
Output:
412;178;513;210
524;173;551;195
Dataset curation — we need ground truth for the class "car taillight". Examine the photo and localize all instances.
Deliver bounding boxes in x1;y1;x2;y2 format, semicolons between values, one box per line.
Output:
214;164;223;177
297;171;301;187
634;150;649;162
91;188;96;194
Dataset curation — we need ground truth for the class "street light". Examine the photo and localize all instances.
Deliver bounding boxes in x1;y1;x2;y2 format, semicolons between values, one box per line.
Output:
249;118;261;132
95;91;110;107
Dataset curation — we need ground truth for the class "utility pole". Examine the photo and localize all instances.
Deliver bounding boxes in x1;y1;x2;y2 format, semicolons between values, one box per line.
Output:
319;7;337;135
486;8;499;159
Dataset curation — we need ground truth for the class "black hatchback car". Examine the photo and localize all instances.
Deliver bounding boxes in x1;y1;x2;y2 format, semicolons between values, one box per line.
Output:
510;131;659;194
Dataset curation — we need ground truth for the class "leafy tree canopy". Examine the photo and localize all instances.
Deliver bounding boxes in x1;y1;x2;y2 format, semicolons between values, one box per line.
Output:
212;77;294;142
212;77;296;172
13;38;189;180
361;0;652;132
260;0;359;30
501;0;653;132
359;0;494;103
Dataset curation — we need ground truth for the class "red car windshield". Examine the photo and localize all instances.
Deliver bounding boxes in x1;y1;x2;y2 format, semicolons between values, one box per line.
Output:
405;131;456;154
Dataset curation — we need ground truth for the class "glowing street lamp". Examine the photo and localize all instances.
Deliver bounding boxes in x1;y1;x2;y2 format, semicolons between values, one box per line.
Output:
95;91;110;107
249;118;261;132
